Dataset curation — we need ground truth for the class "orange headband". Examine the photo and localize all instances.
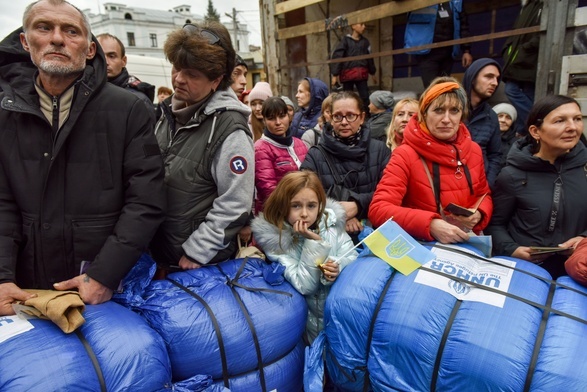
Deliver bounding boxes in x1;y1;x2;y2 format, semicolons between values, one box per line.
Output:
420;82;461;113
418;81;461;135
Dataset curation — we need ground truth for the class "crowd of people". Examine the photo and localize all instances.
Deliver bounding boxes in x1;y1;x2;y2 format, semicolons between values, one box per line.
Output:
1;0;586;357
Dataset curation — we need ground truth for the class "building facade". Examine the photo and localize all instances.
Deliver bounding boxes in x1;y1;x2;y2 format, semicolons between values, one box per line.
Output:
87;3;265;88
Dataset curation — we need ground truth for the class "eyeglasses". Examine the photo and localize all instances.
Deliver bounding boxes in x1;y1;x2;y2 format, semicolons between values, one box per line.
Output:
183;24;221;46
332;113;360;123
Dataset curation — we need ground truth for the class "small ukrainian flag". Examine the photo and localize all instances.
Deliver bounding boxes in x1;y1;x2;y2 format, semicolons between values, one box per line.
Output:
364;219;435;275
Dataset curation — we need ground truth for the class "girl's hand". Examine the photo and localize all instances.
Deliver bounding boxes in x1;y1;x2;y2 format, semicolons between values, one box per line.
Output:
321;259;340;282
293;220;321;241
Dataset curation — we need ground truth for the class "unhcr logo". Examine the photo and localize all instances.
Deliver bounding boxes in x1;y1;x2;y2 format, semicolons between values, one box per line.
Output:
386;235;415;259
448;279;471;295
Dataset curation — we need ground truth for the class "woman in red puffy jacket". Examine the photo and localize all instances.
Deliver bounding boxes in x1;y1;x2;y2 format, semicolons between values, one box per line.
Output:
369;76;492;243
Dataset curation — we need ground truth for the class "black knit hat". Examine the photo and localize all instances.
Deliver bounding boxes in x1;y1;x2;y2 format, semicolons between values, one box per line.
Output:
235;54;248;69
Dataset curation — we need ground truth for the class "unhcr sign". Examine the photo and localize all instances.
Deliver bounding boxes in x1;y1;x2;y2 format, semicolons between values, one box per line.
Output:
414;245;516;308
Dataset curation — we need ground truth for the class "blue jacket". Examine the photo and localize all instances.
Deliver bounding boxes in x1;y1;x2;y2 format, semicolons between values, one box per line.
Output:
404;0;466;58
463;58;503;188
291;78;329;139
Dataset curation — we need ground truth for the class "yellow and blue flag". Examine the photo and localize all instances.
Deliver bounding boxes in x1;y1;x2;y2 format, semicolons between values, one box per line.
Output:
364;220;435;275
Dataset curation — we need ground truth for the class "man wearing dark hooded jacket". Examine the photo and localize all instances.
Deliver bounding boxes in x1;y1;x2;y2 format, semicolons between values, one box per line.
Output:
0;0;165;315
463;58;503;188
97;33;156;123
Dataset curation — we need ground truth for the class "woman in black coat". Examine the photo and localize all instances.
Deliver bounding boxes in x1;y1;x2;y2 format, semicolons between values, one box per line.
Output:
301;91;391;241
486;95;587;279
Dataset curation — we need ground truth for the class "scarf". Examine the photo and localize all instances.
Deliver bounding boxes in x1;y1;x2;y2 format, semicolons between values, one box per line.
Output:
263;128;293;146
332;127;363;147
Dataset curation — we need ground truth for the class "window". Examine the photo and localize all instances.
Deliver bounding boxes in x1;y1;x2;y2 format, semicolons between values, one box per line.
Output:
150;33;157;48
124;13;132;20
127;32;135;47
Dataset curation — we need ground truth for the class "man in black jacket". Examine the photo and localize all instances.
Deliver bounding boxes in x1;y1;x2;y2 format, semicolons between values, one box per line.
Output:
501;0;543;136
97;33;156;122
0;0;166;315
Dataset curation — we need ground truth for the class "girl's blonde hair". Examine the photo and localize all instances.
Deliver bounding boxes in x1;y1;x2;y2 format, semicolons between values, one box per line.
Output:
263;170;327;234
317;94;334;127
386;98;418;150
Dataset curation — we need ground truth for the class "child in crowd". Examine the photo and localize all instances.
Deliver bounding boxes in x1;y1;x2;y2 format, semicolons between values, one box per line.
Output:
254;97;308;213
251;171;358;344
302;93;333;148
249;82;273;141
330;22;377;114
492;102;519;167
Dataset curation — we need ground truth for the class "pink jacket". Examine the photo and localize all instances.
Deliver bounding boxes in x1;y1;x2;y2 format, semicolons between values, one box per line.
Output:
254;135;308;213
369;116;492;241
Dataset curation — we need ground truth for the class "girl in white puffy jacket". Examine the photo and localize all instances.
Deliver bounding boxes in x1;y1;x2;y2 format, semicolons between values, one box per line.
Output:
251;170;357;344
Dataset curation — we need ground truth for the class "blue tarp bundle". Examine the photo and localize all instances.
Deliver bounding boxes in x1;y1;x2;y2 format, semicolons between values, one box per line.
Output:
315;244;587;391
138;257;307;391
0;301;171;391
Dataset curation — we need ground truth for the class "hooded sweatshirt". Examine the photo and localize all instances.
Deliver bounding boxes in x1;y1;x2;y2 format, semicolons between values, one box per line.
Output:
463;58;503;187
291;77;329;139
152;87;254;266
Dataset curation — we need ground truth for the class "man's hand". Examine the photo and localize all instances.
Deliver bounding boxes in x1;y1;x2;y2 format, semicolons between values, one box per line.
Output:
54;274;113;305
331;76;339;87
462;52;473;68
0;282;37;316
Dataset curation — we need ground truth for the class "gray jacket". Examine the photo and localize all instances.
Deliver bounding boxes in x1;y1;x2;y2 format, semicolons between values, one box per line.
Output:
251;199;358;343
152;88;254;266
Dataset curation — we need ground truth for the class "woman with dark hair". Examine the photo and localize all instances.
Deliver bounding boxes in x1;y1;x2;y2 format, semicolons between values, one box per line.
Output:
151;22;255;270
254;97;308;213
369;77;492;244
486;95;587;278
301;91;390;242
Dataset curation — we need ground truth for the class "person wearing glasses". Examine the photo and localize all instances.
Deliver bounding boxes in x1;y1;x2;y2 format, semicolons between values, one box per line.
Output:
151;22;255;272
301;91;390;242
369;77;492;244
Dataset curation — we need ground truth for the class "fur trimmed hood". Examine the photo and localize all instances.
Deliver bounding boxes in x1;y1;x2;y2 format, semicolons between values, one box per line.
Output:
252;198;347;253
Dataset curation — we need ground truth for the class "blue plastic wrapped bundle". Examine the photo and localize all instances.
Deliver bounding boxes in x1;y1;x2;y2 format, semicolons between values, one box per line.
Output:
530;276;587;390
0;301;171;391
212;341;305;391
320;244;587;391
138;257;307;389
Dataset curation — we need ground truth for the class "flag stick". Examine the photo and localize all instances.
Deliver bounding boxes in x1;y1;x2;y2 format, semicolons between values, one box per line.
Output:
333;217;394;263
